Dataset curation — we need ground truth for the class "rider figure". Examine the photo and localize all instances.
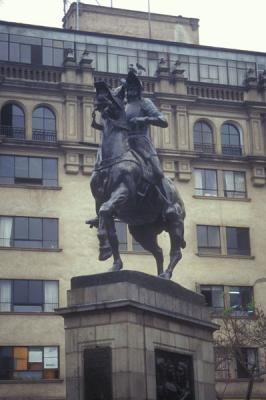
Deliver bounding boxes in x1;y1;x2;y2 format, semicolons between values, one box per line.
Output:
125;70;176;218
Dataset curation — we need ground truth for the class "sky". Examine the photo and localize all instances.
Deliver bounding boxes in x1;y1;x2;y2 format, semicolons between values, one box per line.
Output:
0;0;265;53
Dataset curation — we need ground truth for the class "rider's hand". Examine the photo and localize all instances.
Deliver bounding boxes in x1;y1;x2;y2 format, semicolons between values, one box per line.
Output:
129;117;149;127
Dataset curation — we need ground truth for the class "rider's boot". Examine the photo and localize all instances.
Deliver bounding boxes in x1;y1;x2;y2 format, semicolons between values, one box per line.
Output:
97;229;112;261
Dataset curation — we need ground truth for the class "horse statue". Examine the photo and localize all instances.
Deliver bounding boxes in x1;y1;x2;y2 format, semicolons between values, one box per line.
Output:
87;79;186;280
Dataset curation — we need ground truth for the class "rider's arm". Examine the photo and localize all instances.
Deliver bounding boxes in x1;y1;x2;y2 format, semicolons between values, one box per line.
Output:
91;110;104;131
142;98;168;128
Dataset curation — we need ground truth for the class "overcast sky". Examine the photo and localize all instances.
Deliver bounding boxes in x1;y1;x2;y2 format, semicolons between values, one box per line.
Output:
0;0;265;53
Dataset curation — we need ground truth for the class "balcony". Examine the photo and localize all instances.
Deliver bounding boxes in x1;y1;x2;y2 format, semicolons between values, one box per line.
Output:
0;125;25;139
32;130;57;143
222;145;243;156
194;142;216;154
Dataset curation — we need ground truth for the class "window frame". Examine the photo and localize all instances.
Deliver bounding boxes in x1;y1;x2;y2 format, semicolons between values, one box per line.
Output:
0;346;59;381
223;170;246;198
226;227;251;256
193;121;215;154
0;154;58;187
0;216;59;250
196;225;221;255
221;123;242;156
200;284;254;316
0;279;59;313
32;106;57;143
0;103;25;139
194;168;218;197
115;220;149;254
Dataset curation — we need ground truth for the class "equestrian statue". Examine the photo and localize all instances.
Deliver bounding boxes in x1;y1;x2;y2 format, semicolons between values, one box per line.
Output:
87;71;186;280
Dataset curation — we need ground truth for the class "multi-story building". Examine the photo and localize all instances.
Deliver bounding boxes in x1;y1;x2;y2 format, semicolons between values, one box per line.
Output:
0;3;265;399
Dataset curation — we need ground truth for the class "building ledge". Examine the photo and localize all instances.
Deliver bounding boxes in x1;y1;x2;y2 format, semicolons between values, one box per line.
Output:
0;312;59;316
0;247;62;252
0;379;64;384
0;184;62;191
193;195;251;202
196;253;255;260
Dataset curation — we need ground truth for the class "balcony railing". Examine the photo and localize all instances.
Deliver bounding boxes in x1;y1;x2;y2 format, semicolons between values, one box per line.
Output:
0;63;62;83
194;142;216;154
187;82;244;101
32;130;57;143
0;125;25;139
222;145;243;156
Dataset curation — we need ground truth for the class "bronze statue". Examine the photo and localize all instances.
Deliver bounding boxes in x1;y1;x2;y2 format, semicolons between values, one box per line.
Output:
87;72;186;280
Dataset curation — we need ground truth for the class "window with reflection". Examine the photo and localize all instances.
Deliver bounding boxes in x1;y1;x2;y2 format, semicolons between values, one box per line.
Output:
115;221;147;253
32;107;56;142
0;346;59;380
194;169;218;196
0;216;58;249
193;121;214;153
226;227;250;256
221;123;242;155
0;279;59;312
0;104;25;139
0;155;58;186
197;225;221;254
223;171;246;198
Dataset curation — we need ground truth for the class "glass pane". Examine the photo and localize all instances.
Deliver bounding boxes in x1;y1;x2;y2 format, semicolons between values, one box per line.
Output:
29;218;42;240
29;158;42;179
115;221;127;251
226;227;237;253
9;43;20;62
43;46;53;65
0;217;13;247
44;347;58;369
28;280;43;304
20;44;31;63
33;107;43;118
208;226;220;248
197;225;207;247
212;286;224;308
53;48;63;66
43;159;57;181
0;42;8;61
43;219;58;248
15;157;28;178
0;155;14;178
29;348;43;363
13;280;28;304
0;280;11;311
14;217;28;239
44;281;58;311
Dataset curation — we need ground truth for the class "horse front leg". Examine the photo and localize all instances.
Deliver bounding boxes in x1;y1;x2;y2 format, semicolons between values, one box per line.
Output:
160;222;184;280
99;184;129;272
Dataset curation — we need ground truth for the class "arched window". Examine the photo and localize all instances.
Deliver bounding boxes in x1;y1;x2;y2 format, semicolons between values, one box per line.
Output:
221;123;242;155
32;106;56;142
193;121;214;153
0;103;25;139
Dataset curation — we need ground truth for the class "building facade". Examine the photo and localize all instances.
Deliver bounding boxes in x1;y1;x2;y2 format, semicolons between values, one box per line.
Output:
0;3;266;399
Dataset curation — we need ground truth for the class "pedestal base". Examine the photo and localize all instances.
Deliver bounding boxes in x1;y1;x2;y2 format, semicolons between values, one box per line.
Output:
58;271;217;400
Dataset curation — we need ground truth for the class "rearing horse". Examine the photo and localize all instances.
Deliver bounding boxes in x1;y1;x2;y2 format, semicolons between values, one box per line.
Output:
89;81;186;280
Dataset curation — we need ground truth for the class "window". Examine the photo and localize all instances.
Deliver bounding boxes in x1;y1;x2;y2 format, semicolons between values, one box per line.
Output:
236;348;258;378
200;285;253;316
226;227;250;256
0;155;58;186
221;123;242;156
32;107;56;142
223;171;246;198
193;121;214;153
0;279;58;312
194;169;218;196
0;346;59;380
115;221;147;253
200;285;224;310
0;104;25;139
0;217;58;249
215;348;230;380
197;225;221;254
197;226;251;257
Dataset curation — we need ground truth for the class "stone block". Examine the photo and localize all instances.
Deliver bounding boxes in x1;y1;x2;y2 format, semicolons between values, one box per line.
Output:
113;372;129;399
65;329;78;354
139;287;156;307
65;376;81;400
145;350;156;374
65;352;79;378
127;283;140;302
83;286;97;304
129;372;146;399
128;323;144;348
113;348;128;372
64;316;81;329
95;323;128;347
80;312;110;327
146;374;156;400
77;326;96;343
128;348;145;373
96;282;128;302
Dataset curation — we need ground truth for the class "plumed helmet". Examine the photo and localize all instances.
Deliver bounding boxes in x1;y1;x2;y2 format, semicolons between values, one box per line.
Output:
125;70;143;91
94;81;125;109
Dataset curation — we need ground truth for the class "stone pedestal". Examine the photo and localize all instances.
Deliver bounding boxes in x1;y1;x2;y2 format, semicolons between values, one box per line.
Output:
58;271;217;400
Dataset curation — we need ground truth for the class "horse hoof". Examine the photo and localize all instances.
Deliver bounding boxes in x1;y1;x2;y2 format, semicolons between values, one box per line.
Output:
159;271;172;280
99;246;112;261
108;261;123;272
